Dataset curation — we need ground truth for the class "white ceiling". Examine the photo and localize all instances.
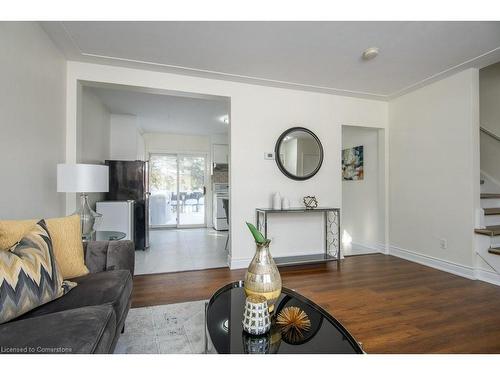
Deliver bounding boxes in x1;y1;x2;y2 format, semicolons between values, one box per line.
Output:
86;85;230;135
43;21;500;99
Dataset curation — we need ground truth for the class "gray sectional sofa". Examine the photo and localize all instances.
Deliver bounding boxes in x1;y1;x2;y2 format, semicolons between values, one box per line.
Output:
0;240;135;354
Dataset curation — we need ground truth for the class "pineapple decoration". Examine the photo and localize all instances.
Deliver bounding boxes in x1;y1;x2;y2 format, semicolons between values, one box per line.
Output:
276;306;311;343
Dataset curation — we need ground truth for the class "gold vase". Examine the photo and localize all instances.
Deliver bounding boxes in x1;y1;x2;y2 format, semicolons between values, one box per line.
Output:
244;241;282;313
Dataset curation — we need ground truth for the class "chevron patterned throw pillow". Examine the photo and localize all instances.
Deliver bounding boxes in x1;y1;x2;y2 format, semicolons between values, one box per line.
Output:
0;219;76;324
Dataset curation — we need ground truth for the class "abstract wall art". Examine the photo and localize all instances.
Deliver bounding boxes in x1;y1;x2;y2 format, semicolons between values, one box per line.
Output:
342;145;364;181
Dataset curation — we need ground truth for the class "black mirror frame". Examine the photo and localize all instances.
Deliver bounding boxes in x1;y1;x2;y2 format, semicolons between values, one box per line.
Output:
274;127;324;181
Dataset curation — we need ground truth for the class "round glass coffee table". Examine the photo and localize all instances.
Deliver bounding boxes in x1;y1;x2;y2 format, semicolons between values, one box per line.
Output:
205;281;363;354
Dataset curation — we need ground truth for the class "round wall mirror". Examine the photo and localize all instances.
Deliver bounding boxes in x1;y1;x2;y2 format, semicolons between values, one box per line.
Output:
275;127;324;181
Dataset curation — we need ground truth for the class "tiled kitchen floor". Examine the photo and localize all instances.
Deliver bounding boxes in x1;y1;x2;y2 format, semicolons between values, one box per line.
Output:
134;228;229;275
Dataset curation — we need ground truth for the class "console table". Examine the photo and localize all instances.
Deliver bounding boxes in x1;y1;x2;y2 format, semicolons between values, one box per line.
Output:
255;207;340;266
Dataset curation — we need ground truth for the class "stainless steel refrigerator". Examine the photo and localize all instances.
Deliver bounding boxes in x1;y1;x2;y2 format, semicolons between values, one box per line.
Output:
105;160;150;250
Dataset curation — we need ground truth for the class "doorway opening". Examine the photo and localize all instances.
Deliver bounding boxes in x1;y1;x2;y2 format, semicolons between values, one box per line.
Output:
341;125;386;256
76;81;231;275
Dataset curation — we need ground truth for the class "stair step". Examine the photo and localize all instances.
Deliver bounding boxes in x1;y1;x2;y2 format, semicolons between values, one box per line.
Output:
484;208;500;215
481;193;500;199
488;248;500;255
475;226;500;236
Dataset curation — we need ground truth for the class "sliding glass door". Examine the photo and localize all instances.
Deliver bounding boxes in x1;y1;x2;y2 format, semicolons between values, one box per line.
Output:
178;155;206;226
149;153;207;228
149;154;177;226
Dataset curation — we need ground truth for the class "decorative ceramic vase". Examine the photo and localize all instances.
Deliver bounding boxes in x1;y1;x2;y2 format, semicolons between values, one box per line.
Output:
242;295;271;335
272;192;281;210
244;241;282;313
281;197;290;209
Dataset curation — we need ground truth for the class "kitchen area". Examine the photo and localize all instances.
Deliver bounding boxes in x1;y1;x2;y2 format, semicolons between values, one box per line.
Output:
212;143;229;232
137;137;230;275
77;81;231;275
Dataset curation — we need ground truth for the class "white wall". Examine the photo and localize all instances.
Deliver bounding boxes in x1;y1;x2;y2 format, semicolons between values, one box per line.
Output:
110;114;140;160
77;92;146;208
342;126;384;254
78;86;111;207
145;132;211;155
0;22;66;220
211;134;229;145
389;69;479;269
80;87;111;164
480;62;500;134
479;62;500;188
137;130;146;161
230;85;388;262
65;61;388;268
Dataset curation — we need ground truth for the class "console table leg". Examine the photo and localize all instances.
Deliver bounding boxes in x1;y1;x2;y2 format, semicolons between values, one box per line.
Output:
337;209;341;262
324;211;328;259
325;209;341;262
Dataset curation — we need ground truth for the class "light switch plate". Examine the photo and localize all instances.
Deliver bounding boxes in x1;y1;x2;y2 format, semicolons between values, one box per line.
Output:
264;152;275;160
440;238;448;249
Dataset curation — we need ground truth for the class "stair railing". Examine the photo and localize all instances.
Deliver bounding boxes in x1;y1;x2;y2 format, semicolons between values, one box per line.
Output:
476;251;500;276
480;126;500;142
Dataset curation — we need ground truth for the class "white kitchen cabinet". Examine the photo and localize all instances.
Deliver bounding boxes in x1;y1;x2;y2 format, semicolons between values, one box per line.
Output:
213;144;229;164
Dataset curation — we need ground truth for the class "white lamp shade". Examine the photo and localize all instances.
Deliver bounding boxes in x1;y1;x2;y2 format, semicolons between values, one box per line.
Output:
57;164;109;193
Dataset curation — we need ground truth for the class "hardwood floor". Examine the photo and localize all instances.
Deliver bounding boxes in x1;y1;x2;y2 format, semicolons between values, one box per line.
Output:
132;254;500;353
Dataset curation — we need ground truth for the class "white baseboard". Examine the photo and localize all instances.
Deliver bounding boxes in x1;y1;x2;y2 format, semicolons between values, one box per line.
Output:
349;242;382;255
389;246;500;285
347;242;388;256
388;245;475;280
475;268;500;286
375;242;389;254
352;242;377;252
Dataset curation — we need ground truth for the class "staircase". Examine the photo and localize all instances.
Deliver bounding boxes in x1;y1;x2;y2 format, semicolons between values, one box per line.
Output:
474;129;500;282
475;193;500;256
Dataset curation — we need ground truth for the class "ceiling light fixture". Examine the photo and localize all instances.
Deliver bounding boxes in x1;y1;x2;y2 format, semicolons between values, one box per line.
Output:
219;115;229;124
362;47;379;61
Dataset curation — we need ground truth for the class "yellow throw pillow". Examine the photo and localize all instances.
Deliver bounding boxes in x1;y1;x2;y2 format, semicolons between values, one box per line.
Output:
0;215;89;279
45;215;89;279
0;219;34;251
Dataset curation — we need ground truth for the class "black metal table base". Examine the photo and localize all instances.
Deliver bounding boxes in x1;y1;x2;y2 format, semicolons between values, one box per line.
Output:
255;207;341;266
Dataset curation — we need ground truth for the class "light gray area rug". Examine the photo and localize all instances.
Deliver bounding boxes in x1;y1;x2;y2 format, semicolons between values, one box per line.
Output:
114;300;207;354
